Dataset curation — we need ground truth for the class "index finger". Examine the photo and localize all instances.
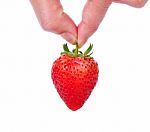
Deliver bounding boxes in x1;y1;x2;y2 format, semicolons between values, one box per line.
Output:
30;0;77;44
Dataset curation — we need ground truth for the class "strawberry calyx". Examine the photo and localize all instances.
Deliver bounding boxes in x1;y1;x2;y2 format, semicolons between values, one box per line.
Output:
61;43;93;58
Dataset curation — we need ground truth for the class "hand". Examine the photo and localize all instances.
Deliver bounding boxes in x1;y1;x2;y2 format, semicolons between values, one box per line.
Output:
30;0;148;47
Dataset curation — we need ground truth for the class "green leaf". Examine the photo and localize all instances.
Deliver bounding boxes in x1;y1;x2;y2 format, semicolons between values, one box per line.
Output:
61;51;68;55
84;44;93;56
86;52;93;57
61;51;74;56
63;43;70;52
78;54;84;57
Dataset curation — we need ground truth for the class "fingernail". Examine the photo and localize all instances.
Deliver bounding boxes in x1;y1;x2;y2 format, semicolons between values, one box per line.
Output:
61;32;77;44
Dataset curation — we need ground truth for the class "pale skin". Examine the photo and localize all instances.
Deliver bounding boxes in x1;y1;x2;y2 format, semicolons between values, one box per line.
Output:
30;0;148;47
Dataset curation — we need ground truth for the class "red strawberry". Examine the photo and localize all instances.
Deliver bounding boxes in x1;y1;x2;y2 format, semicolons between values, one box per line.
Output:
51;43;99;111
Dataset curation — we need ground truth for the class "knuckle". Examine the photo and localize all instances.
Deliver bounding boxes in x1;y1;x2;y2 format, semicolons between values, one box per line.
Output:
83;21;99;32
40;5;63;32
40;20;50;31
40;11;64;33
40;18;58;32
89;25;99;32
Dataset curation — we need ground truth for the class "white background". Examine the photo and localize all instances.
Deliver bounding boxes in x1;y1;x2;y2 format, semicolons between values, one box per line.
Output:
0;0;150;132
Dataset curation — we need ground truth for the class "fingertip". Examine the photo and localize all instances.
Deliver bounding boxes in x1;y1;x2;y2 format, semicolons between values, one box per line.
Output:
61;32;77;45
78;38;87;48
77;22;92;48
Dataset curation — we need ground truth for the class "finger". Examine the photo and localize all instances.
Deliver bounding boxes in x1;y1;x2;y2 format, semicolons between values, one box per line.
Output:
78;0;112;47
30;0;77;44
113;0;148;8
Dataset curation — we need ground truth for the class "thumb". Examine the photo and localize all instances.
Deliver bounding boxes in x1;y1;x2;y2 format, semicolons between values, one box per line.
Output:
78;0;111;47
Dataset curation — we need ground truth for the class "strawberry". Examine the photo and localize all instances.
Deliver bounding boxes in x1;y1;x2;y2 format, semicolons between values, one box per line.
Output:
51;43;99;111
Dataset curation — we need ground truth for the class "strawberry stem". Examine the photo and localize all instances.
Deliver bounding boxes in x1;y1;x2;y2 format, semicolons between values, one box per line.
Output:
74;43;79;57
